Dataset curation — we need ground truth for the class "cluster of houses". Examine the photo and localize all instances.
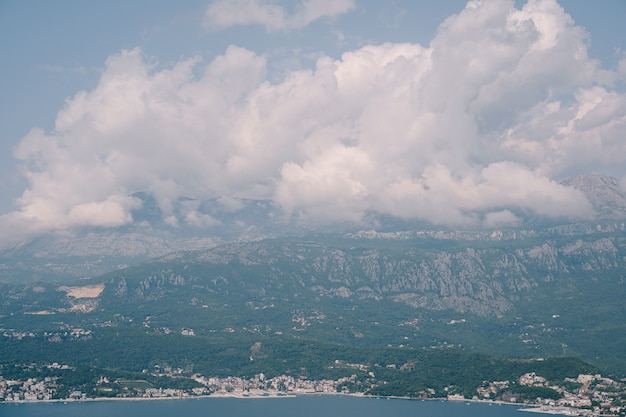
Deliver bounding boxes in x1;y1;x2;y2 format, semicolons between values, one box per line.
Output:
1;376;56;402
1;366;625;416
475;372;625;415
192;373;345;396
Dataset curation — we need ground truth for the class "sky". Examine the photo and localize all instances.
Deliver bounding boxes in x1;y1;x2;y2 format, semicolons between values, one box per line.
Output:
1;0;626;244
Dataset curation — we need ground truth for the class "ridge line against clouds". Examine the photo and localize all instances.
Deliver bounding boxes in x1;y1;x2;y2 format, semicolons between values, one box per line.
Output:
1;0;626;245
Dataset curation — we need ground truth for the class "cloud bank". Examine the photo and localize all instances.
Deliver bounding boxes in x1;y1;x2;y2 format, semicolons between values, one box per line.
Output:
4;0;626;240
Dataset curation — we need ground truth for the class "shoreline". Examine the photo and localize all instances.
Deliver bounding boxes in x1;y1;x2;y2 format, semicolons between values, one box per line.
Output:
0;390;605;416
0;391;568;408
517;405;598;416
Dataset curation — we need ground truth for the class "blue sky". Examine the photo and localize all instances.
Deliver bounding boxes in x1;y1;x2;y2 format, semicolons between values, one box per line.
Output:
0;0;625;243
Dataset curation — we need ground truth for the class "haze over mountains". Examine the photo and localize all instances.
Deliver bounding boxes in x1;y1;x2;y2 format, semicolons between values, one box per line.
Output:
561;174;626;219
1;173;626;379
1;172;625;283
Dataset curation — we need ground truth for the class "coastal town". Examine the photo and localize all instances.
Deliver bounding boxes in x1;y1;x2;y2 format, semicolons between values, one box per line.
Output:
1;365;625;416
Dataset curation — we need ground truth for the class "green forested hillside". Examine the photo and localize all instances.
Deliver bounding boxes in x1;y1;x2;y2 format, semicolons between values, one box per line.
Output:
0;230;624;396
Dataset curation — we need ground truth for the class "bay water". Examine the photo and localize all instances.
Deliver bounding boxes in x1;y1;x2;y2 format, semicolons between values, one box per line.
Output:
0;395;553;417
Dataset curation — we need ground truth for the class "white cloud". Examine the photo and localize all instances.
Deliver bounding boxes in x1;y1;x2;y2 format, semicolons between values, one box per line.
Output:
483;210;522;228
276;145;373;223
204;0;355;31
67;195;139;227
3;0;626;242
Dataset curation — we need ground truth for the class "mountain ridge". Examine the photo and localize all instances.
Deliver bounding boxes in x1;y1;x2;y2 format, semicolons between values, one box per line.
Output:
1;227;625;375
2;173;625;284
561;173;626;219
1;174;626;376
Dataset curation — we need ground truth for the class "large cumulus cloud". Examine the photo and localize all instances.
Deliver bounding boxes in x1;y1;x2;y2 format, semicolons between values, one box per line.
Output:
4;0;626;240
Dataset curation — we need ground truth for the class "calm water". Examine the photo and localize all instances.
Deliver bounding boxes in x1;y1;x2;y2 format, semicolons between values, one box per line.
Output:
0;395;553;417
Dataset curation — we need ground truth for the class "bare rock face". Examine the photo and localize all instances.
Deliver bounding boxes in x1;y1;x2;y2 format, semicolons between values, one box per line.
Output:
562;174;626;219
93;228;625;318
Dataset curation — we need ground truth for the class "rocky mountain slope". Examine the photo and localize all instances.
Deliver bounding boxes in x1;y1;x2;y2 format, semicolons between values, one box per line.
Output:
1;173;626;376
1;227;625;374
561;174;626;219
99;232;623;317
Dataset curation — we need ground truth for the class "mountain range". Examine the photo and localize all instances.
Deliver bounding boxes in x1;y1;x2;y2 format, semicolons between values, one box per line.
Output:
0;173;625;377
1;173;625;283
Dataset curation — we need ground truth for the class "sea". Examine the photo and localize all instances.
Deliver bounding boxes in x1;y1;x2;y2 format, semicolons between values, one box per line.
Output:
0;395;554;417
